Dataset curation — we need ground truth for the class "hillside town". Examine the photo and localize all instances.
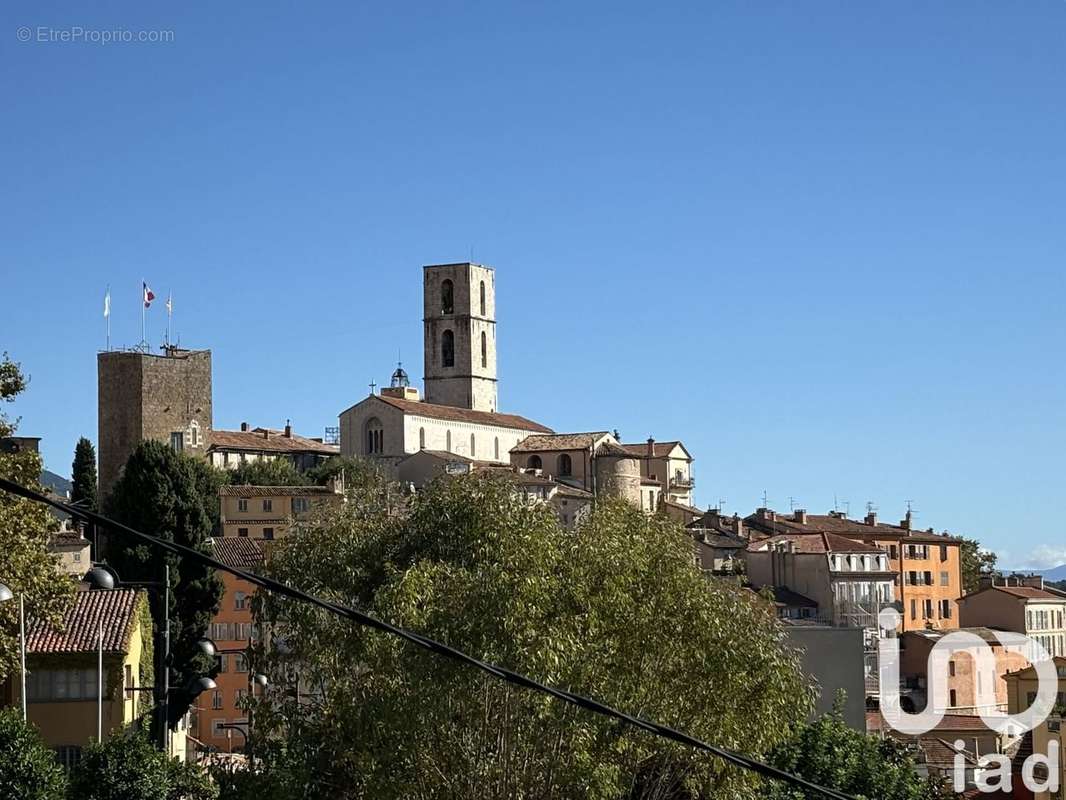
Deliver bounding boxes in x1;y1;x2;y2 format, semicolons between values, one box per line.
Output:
1;262;1062;798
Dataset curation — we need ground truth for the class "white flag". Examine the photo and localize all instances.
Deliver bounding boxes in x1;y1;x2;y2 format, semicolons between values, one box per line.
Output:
166;293;172;315
103;288;110;319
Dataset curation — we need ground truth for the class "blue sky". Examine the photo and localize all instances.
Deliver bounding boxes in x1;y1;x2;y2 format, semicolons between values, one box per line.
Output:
2;1;1063;568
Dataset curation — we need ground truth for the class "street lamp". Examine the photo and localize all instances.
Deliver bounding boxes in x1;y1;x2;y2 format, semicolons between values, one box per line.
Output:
0;582;27;721
196;637;268;759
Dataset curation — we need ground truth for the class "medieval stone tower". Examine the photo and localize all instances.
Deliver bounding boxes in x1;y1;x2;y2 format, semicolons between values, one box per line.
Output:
97;347;213;500
422;263;498;412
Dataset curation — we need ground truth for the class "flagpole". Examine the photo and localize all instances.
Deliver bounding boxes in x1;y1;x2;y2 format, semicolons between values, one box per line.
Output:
141;279;145;347
166;293;172;347
105;285;111;351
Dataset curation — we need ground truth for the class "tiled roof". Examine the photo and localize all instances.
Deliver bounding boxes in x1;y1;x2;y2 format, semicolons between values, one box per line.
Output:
595;441;636;458
211;537;264;569
511;432;610;453
694;531;746;550
209;428;339;455
27;589;143;655
766;586;819;608
744;511;962;544
663;499;702;515
219;485;338;497
620;441;690;459
371;395;552;433
747;532;885;555
49;530;88;547
987;585;1061;600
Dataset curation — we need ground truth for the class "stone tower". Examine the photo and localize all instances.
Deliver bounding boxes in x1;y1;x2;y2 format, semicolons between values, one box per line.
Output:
97;347;213;500
422;263;498;412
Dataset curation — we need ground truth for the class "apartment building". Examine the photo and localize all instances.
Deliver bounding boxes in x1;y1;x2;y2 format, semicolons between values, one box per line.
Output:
208;422;338;471
619;438;695;506
959;575;1066;660
1004;657;1066;800
219;484;343;542
744;508;963;633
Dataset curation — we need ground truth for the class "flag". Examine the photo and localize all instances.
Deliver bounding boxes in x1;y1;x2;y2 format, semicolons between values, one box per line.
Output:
103;288;110;319
143;282;155;308
166;293;172;315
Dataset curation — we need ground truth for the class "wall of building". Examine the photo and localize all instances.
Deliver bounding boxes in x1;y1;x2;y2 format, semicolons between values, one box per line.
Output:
220;490;341;541
510;447;593;489
884;538;962;633
959;591;1026;633
595;455;642;505
785;626;867;730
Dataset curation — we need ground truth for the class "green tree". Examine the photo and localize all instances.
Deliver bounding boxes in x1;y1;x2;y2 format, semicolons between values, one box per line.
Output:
70;437;99;512
67;728;217;800
767;697;956;800
0;355;75;680
250;472;814;800
104;441;223;728
305;455;381;487
0;708;67;800
228;458;310;488
960;538;998;594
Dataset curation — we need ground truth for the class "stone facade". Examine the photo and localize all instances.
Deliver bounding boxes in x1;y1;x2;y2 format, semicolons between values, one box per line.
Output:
97;348;212;499
423;263;498;412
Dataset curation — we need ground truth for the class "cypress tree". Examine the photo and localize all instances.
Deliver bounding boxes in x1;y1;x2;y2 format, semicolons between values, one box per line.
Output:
70;437;98;511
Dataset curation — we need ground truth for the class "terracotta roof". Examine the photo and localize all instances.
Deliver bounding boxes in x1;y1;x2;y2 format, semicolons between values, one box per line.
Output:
663;499;702;515
27;589;143;655
867;710;1007;734
694;531;746;550
511;432;610;453
219;485;338;497
620;441;690;459
211;537;264;570
747;532;886;555
744;511;963;544
765;586;818;608
369;395;552;433
554;485;593;499
49;530;88;547
209;428;339;455
595;441;636;458
986;585;1062;600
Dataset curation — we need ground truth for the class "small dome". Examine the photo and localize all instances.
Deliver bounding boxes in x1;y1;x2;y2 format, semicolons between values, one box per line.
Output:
391;363;410;388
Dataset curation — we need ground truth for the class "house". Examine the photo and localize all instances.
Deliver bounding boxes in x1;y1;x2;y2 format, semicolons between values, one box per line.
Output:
619;438;695;506
1004;657;1066;799
959;575;1066;660
208;423;339;472
219;484;343;542
4;588;151;768
510;432;643;507
744;508;963;633
689;512;747;574
48;529;91;577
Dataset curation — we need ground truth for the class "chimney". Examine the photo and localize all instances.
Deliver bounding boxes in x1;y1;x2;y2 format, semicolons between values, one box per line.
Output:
284;419;292;438
646;437;655;457
900;510;912;531
732;514;745;539
240;422;249;432
262;429;269;440
756;507;777;522
1021;574;1045;590
865;512;877;526
794;509;808;525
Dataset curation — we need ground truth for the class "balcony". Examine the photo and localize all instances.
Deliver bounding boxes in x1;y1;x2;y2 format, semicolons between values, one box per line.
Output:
669;475;695;490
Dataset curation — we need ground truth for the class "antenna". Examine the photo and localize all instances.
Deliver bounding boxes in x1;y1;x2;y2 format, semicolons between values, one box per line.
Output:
762;489;769;509
833;493;838;512
716;498;726;513
842;500;851;517
788;496;797;511
866;501;878;515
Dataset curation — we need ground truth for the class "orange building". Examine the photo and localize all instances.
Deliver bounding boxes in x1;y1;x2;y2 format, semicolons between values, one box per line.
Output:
192;537;264;753
744;508;963;633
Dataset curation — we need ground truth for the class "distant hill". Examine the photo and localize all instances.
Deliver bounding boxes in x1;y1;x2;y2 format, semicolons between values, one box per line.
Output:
1036;565;1066;583
40;470;71;498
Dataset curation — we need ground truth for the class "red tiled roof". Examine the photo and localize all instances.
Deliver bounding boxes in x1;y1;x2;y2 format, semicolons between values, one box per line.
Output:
620;441;691;460
989;585;1061;600
27;589;143;655
209;428;339;455
370;395;552;433
747;532;886;555
219;485;338;497
211;537;264;569
744;511;963;544
511;432;610;453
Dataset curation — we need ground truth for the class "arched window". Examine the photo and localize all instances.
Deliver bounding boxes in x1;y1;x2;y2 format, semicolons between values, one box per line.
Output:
470;433;476;457
190;421;200;447
557;453;572;476
527;455;542;470
419;427;426;450
441;279;454;315
446;430;452;451
494;437;499;460
442;329;455;368
480;331;487;368
479;280;486;316
365;417;384;455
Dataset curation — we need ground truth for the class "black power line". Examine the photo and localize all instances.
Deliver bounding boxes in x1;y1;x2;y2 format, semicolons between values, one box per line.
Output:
0;477;859;800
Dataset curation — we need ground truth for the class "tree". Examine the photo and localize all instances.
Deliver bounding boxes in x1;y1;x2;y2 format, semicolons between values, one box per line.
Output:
70;437;98;512
104;441;223;728
250;472;814;800
766;696;956;800
960;538;997;595
67;728;217;800
0;708;67;800
228;458;310;488
0;355;75;680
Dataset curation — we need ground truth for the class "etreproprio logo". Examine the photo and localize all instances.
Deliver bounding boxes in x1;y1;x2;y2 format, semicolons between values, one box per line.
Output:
878;608;1061;794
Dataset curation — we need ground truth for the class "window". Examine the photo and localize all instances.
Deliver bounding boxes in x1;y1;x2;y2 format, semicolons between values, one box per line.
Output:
948;660;956;677
527;455;542;470
235;654;248;674
235;591;247;611
125;664;133;690
442;329;455;367
292;498;310;514
53;746;81;771
238;499;248;512
441;279;454;314
73;552;81;562
479;280;486;316
941;599;952;619
446;430;452;451
910;599;917;620
494;437;499;460
470;433;476;456
558;453;572;476
190;422;200;447
889;544;898;560
211;719;227;737
419;428;425;449
940;571;949;586
924;599;934;618
237;527;248;538
211;690;223;710
647;491;654;510
940;545;948;561
27;669;100;702
481;331;487;368
262;499;272;512
365;418;384;455
170;432;184;452
923;571;932;585
263;528;274;541
949;689;957;707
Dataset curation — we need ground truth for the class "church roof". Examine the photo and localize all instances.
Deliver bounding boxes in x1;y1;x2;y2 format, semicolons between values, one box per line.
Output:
511;432;612;453
370;395;553;433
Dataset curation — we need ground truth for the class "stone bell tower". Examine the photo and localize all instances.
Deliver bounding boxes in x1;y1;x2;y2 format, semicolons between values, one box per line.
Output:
422;263;498;412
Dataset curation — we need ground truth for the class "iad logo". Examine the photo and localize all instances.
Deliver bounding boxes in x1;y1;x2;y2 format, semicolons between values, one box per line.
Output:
877;608;1061;794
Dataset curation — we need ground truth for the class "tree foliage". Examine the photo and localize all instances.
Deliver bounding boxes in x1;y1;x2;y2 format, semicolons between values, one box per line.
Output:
305;455;382;488
766;698;957;800
959;538;998;595
0;355;75;680
104;441;223;727
67;728;217;800
0;708;67;800
250;472;814;799
228;458;310;488
71;437;99;512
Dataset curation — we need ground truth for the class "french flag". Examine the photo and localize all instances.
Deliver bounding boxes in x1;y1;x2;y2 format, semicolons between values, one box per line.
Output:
143;282;155;308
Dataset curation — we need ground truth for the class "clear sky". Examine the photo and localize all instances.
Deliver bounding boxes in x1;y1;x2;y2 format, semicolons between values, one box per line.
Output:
2;1;1063;569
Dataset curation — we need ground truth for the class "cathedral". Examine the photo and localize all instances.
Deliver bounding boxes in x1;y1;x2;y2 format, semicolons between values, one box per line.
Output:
338;263;553;470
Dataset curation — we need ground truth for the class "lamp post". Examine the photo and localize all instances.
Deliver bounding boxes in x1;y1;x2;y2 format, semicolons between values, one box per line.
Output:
0;583;26;721
196;638;268;757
